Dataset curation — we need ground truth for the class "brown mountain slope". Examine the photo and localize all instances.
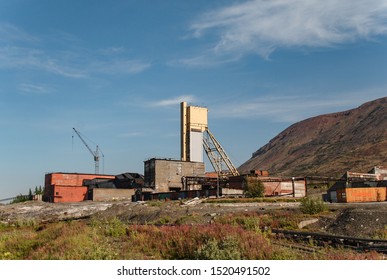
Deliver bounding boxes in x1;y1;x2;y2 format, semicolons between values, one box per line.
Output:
238;97;387;177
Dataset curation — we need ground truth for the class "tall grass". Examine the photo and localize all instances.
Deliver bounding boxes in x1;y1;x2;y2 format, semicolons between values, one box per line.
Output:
0;215;384;260
122;224;273;259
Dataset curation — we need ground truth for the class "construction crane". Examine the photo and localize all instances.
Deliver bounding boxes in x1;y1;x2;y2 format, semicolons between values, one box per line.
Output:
203;129;240;177
72;128;103;174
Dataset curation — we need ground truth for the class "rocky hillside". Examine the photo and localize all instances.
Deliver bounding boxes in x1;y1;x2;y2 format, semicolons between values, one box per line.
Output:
239;97;387;177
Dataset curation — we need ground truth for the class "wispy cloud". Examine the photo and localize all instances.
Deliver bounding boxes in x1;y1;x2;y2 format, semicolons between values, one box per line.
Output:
184;0;387;65
97;46;127;55
178;52;242;68
150;95;197;107
0;22;39;44
0;46;87;78
0;23;150;78
92;59;151;75
119;131;145;138
19;83;52;95
211;88;387;123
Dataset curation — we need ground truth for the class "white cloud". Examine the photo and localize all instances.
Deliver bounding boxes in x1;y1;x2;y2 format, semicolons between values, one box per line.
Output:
178;52;242;68
119;131;145;138
98;46;126;55
0;22;39;44
0;23;150;78
187;0;387;63
92;59;151;75
19;83;52;95
211;88;387;123
0;46;87;78
151;95;197;107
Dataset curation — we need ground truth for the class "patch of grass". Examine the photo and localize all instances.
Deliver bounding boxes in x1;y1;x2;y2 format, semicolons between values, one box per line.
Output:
156;216;172;225
194;236;242;260
103;217;127;237
373;226;387;240
174;214;200;225
1;209;384;260
299;197;327;215
0;228;40;259
216;211;303;231
119;223;274;260
216;213;261;232
145;201;162;207
204;197;300;204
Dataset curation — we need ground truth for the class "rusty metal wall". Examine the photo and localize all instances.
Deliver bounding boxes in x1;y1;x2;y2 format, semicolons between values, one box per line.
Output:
338;187;387;203
228;175;306;197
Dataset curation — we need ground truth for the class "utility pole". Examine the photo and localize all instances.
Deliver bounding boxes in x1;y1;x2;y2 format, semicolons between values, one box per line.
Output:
216;155;221;198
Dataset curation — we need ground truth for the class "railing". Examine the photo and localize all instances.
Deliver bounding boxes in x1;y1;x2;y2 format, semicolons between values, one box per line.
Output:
0;195;32;203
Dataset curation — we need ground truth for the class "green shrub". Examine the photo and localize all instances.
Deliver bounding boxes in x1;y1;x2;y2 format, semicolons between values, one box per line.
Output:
300;197;327;214
243;177;264;198
93;217;127;237
10;194;31;204
194;237;242;260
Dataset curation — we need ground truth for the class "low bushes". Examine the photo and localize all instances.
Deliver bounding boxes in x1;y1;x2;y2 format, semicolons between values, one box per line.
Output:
124;224;273;260
0;209;384;260
300;197;327;214
243;177;265;198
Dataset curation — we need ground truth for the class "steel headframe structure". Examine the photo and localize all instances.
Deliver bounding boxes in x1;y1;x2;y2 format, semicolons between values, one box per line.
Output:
203;128;239;177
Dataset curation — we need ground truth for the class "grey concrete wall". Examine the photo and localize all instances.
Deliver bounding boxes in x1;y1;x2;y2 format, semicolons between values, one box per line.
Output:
92;188;135;202
144;159;205;192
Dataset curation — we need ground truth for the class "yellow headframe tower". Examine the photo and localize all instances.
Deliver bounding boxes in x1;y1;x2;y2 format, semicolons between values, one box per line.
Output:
180;102;208;162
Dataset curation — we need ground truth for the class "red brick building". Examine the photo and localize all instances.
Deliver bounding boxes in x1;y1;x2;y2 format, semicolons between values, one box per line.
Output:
43;172;115;203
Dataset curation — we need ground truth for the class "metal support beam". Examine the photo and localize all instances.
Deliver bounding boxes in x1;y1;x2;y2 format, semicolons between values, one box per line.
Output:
203;129;239;177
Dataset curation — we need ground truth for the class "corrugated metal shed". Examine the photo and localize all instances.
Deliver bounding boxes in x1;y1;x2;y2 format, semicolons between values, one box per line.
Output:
328;180;387;203
228;175;306;197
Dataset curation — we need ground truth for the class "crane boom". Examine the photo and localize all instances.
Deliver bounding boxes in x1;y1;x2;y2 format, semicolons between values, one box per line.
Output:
72;128;101;174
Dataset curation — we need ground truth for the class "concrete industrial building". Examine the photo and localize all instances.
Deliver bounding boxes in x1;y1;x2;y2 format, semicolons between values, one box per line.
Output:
84;172;144;201
144;158;205;193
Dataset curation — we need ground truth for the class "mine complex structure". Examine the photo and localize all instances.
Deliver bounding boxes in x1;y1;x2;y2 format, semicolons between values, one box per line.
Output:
180;101;239;178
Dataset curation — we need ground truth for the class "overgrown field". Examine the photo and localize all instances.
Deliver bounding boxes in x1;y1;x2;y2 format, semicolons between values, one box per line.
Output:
0;209;384;260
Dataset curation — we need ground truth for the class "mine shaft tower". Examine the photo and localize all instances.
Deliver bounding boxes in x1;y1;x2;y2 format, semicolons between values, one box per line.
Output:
180;102;239;177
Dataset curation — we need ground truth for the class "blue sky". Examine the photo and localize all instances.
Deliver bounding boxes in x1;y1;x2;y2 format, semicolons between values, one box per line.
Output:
1;0;387;199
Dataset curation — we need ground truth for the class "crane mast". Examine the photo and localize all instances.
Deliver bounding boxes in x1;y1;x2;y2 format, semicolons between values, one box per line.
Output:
72;128;101;174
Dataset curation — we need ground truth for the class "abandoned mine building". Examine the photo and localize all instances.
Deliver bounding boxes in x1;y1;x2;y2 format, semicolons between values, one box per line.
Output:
327;166;387;203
